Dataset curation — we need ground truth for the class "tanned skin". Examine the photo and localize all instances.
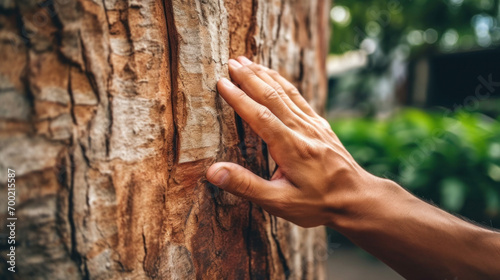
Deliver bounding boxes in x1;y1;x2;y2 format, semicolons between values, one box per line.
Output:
205;56;500;280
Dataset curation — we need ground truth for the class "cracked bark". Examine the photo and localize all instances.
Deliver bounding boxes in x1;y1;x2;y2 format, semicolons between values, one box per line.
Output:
0;0;329;279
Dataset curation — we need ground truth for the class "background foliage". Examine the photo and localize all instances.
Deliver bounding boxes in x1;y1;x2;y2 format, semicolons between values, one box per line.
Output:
328;0;500;115
331;109;500;225
330;0;500;55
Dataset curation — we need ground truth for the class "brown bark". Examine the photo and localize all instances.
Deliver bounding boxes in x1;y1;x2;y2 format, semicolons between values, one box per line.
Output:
0;0;329;279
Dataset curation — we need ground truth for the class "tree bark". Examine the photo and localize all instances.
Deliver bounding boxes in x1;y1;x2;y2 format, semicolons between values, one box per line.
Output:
0;0;329;279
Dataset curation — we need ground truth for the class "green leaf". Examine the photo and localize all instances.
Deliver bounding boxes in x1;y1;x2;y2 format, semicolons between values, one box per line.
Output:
487;164;500;182
440;178;467;212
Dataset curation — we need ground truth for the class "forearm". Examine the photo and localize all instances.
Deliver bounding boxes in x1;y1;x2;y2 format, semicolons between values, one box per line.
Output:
328;178;500;280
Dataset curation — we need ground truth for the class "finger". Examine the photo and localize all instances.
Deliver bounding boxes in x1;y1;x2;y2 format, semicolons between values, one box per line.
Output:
237;57;312;123
217;77;291;150
207;162;286;205
264;67;318;118
228;59;295;124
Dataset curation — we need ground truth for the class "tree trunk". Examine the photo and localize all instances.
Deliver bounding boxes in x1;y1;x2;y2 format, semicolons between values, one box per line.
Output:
0;0;329;279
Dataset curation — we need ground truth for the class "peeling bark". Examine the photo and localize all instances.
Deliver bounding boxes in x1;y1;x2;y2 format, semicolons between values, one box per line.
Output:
0;0;329;279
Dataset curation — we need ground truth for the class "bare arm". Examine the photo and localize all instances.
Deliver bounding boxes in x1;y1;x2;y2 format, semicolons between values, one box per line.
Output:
206;57;500;279
334;179;500;279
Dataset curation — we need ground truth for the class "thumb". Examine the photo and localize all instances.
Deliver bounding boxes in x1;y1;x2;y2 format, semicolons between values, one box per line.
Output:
206;162;272;203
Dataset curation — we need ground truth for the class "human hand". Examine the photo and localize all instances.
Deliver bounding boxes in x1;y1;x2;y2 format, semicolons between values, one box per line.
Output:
206;57;386;228
209;57;500;277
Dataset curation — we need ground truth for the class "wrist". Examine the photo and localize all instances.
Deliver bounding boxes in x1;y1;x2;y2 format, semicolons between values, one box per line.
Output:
325;174;414;234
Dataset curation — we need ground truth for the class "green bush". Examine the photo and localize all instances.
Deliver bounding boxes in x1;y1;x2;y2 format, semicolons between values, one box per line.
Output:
330;109;500;225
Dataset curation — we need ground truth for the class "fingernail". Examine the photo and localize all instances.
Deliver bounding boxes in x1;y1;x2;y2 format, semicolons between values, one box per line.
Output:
239;56;253;65
220;78;235;88
209;167;230;186
229;59;242;69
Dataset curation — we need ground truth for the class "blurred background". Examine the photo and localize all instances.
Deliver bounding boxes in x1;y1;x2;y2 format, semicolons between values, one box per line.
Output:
325;0;500;278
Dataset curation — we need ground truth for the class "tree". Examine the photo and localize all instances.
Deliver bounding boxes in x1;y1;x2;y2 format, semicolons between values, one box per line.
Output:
0;0;329;279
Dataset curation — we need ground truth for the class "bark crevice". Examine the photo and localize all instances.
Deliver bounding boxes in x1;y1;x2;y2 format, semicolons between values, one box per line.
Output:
163;0;180;169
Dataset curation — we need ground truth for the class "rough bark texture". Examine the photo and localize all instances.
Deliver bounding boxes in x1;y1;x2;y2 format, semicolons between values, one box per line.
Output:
0;0;329;279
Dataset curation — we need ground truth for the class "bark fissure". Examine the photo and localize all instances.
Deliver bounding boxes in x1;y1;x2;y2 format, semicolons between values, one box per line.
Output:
214;88;226;162
67;67;77;125
246;202;254;280
142;230;149;276
105;95;112;157
276;0;285;44
272;215;291;279
298;48;305;82
245;0;259;56
235;114;247;161
162;0;180;169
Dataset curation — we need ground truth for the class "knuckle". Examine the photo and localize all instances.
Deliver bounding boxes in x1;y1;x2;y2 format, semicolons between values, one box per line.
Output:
316;118;332;130
305;123;321;137
289;88;302;97
282;84;296;94
256;107;274;122
267;69;279;77
266;80;286;96
281;116;299;130
256;69;267;76
261;86;278;101
275;87;287;97
296;140;320;159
